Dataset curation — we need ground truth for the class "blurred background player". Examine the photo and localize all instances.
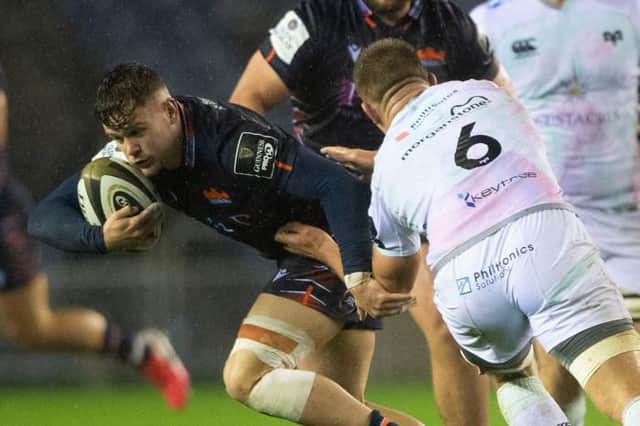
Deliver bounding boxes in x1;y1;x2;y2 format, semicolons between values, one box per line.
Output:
354;37;640;426
29;63;422;426
229;1;513;424
0;63;189;409
470;1;640;424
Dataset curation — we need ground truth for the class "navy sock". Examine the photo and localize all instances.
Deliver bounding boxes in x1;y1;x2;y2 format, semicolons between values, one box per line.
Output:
101;322;133;363
369;409;398;426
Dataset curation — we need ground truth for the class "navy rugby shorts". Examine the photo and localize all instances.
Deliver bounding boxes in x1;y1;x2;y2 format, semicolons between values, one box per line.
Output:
0;179;38;292
263;254;382;330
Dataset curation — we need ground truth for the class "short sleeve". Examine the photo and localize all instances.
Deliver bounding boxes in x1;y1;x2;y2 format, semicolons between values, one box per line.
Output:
368;187;420;258
259;0;325;90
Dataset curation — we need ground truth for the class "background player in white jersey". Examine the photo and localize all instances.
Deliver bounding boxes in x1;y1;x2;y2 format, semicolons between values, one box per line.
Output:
470;1;640;423
346;38;640;425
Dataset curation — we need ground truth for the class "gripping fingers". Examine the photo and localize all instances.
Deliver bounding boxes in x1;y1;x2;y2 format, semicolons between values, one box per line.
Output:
129;203;163;230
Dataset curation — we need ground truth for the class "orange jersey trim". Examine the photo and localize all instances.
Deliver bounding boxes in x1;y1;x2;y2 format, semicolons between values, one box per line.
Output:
265;48;276;64
276;160;293;172
416;47;446;62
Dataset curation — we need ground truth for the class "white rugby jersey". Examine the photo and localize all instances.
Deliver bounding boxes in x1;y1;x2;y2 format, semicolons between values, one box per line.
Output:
369;80;568;273
471;0;640;210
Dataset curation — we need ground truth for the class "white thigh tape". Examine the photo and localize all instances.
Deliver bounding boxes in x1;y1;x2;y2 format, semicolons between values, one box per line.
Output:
230;315;315;368
569;330;640;387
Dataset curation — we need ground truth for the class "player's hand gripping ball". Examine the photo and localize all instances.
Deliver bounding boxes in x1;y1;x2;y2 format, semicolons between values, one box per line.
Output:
77;157;163;250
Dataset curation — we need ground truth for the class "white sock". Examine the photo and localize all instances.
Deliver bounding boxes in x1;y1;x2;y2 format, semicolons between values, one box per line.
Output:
623;396;640;426
497;376;570;426
563;391;586;426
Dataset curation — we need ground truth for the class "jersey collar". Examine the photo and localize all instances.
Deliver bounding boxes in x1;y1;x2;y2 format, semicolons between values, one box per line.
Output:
177;100;196;168
356;0;423;28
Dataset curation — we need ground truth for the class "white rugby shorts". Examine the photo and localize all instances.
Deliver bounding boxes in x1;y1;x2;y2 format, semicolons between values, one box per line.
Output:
433;208;630;366
575;205;640;295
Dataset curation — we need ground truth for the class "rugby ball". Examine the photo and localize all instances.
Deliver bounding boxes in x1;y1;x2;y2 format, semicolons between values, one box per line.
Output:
77;157;161;226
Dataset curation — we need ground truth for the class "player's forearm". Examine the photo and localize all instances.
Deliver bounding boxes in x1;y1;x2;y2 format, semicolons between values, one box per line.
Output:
28;173;106;253
372;250;420;293
318;237;344;279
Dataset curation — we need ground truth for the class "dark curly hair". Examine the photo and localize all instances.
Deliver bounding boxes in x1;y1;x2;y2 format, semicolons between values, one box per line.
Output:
95;63;166;130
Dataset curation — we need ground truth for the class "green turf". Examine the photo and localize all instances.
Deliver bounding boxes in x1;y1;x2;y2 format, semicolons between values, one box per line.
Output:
0;383;616;425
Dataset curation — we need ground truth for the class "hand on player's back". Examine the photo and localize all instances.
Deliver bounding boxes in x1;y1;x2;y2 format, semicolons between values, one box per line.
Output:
350;278;415;320
320;146;376;180
103;202;164;252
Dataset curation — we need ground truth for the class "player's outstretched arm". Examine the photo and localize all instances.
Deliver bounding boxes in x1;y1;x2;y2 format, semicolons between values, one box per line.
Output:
229;51;289;114
28;172;107;253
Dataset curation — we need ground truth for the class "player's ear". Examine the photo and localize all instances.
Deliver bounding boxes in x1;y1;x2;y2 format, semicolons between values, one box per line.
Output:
361;101;384;131
165;98;179;124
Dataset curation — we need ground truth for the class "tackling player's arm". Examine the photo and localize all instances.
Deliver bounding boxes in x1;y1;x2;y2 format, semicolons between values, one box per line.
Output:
372;247;421;294
275;221;344;277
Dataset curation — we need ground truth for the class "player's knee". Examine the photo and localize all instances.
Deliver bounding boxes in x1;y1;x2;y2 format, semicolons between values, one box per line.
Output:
246;368;316;421
222;356;264;403
224;314;315;403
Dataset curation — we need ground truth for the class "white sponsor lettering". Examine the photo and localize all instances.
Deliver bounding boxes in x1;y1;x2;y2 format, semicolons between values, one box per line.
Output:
269;10;309;65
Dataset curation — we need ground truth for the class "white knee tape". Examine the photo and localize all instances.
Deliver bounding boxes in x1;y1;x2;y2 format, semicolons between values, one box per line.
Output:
230;315;315;369
247;368;316;422
569;330;640;387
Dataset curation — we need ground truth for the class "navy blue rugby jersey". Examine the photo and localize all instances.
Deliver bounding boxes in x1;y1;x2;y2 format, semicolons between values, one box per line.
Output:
260;0;498;151
137;97;371;271
29;96;372;273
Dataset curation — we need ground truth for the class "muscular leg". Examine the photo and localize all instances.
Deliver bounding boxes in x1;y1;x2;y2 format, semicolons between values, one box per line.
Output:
0;273;105;351
224;293;398;426
409;245;489;426
583;350;640;422
533;340;585;424
301;328;424;425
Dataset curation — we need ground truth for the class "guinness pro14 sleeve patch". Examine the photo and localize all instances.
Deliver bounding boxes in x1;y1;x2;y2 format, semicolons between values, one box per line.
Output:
233;132;279;179
269;10;310;65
